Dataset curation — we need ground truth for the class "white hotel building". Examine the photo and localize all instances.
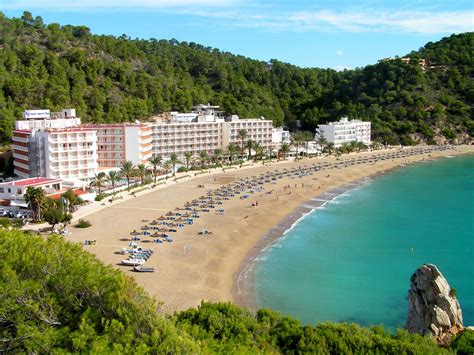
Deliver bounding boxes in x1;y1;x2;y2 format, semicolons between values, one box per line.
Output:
13;105;286;181
151;105;274;159
315;117;371;148
13;109;98;182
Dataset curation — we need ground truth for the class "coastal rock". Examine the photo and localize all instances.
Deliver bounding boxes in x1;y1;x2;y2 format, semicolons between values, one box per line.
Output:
406;264;463;343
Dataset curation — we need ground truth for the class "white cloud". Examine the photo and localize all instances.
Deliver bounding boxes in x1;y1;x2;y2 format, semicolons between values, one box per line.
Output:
286;9;473;34
336;49;344;56
3;1;472;35
180;7;473;34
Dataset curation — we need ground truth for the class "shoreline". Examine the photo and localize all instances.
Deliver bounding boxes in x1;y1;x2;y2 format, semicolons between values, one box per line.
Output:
233;174;380;311
66;146;474;313
232;151;474;310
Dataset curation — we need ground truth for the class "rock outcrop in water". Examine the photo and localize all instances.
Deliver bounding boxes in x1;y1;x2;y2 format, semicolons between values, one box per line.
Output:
406;264;463;344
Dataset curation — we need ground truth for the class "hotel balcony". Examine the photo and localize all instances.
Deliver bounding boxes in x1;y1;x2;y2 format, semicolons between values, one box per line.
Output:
12;136;29;143
12;144;29;152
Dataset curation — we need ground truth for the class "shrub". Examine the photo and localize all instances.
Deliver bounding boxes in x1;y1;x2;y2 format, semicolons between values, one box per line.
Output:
450;330;474;355
75;219;92;228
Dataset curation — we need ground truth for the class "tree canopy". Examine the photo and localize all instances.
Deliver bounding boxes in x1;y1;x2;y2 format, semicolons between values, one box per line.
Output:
0;11;472;146
2;229;471;353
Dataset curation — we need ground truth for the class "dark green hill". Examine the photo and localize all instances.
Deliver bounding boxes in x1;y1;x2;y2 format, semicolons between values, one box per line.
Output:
3;229;470;353
0;11;472;145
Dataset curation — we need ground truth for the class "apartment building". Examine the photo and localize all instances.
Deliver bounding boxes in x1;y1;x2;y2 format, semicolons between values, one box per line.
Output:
13;110;98;181
152;121;224;159
12;105;285;181
90;123;152;168
13;127;98;181
222;116;273;151
152;106;275;159
272;127;290;145
315;117;371;148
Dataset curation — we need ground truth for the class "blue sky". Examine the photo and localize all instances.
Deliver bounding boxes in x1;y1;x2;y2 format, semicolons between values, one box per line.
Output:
1;0;472;69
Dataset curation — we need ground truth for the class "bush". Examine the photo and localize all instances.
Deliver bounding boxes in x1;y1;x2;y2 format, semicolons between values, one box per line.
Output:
451;330;474;355
0;230;454;353
95;192;113;201
0;217;24;228
75;219;91;228
0;230;197;353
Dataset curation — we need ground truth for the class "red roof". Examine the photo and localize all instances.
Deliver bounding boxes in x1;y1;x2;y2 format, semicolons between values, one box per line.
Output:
6;177;62;187
49;189;87;200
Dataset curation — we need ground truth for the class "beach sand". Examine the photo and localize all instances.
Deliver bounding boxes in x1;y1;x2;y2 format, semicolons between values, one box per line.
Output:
67;145;474;313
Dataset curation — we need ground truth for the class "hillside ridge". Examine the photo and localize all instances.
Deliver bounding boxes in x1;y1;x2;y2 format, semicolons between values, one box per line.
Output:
0;11;472;145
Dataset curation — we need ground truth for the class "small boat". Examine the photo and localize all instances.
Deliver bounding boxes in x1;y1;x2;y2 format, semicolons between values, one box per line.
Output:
121;259;145;266
133;266;156;272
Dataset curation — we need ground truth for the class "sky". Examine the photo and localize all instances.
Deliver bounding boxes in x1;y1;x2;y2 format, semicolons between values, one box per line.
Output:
1;0;473;70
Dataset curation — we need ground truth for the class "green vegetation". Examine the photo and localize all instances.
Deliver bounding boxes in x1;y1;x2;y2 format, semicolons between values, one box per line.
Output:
2;229;471;353
450;330;474;355
42;204;72;230
75;218;92;228
0;230;197;353
0;12;472;146
0;217;24;228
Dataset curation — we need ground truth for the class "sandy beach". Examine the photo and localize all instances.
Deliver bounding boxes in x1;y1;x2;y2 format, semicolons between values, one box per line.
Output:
67;145;474;313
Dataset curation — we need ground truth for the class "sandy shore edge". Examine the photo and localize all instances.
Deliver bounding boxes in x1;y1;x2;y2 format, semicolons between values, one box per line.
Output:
231;150;474;310
66;146;474;313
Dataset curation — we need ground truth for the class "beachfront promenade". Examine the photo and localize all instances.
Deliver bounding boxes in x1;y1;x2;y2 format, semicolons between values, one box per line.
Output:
64;145;473;312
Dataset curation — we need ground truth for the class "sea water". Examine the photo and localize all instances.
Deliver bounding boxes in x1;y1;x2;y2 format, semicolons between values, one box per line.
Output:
254;155;474;330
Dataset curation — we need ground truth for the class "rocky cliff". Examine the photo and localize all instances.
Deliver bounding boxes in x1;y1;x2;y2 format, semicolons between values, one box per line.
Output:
406;264;463;344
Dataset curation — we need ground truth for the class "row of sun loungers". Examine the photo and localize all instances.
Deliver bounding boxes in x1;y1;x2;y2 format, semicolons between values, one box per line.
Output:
119;146;451;264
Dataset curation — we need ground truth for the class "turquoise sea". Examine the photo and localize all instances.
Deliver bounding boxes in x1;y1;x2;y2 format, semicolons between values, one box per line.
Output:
254;155;474;330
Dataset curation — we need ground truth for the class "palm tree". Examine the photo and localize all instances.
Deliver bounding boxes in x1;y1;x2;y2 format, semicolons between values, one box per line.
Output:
317;136;328;154
254;143;264;161
148;154;162;183
61;189;82;213
349;140;358;153
356;141;367;152
199;150;208;170
24;186;46;222
245;139;255;160
136;164;147;184
162;160;172;176
90;172;106;195
227;143;240;164
212;149;223;165
106;170;121;195
291;132;304;161
183;151;193;172
237;129;247;158
324;142;335;155
169;152;180;176
120;160;135;190
279;142;290;160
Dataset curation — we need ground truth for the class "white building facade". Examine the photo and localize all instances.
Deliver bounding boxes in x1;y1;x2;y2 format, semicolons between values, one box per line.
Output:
13;105;286;181
151;107;275;159
315;117;371;147
13;109;98;181
0;177;63;208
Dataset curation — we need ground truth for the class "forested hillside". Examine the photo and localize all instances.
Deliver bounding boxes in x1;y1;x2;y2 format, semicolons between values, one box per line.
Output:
3;229;473;353
0;11;472;145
